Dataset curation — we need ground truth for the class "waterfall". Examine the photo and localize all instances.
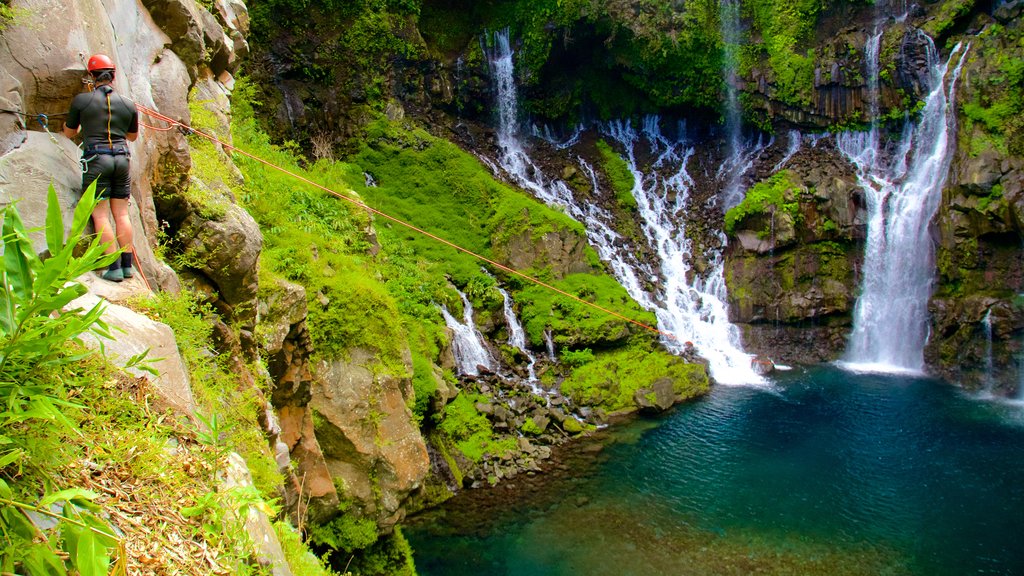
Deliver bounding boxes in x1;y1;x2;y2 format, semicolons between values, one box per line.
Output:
544;329;556;362
605;119;764;384
486;28;762;384
486;29;649;295
498;286;539;384
440;290;493;376
983;309;995;394
719;0;746;208
772;130;803;173
838;35;969;373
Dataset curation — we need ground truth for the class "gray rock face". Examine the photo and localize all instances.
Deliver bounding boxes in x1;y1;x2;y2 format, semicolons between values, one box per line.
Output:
73;292;197;418
494;218;596;279
312;349;430;531
179;202;261;311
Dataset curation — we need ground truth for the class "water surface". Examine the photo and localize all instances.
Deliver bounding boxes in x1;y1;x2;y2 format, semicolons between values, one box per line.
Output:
407;367;1024;575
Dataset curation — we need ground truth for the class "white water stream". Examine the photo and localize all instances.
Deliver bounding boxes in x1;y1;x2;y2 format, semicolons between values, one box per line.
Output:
486;29;763;385
838;34;969;373
498;286;539;385
440;290;493;376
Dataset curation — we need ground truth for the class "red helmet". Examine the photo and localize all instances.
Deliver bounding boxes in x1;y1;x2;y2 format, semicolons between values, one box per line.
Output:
87;54;115;72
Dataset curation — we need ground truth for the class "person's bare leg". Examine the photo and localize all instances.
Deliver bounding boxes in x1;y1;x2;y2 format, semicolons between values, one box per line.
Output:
91;199;117;255
110;198;132;253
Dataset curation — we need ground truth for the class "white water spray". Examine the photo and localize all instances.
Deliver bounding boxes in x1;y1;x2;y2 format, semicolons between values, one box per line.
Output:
772;130;803;173
605;119;764;385
440;290;493;376
486;29;762;384
983;309;995;394
838;35;969;373
498;286;539;384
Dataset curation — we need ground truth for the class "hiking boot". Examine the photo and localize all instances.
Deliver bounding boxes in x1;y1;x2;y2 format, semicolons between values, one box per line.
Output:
101;268;124;282
121;265;135;279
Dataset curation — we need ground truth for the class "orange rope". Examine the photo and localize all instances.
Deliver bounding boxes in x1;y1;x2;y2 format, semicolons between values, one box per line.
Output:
136;104;676;342
139;120;176;132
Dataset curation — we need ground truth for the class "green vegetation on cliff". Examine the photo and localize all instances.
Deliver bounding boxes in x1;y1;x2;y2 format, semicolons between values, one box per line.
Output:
724;169;804;235
961;23;1024;156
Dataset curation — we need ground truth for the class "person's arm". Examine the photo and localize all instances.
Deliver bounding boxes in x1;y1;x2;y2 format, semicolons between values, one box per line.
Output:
125;104;139;142
64;94;82;139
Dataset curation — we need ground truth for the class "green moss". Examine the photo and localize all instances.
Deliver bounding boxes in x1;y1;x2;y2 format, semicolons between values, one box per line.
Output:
516;273;656;348
595;140;637;210
521;416;544;435
742;0;820;107
922;0;976;39
724;170;804;235
437;392;513;462
560;343;709;412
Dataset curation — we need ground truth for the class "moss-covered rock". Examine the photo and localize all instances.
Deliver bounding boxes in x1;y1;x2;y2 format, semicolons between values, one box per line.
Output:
560;343;709;413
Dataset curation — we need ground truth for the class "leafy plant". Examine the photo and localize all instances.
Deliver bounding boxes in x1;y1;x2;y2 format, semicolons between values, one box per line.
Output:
0;183;125;574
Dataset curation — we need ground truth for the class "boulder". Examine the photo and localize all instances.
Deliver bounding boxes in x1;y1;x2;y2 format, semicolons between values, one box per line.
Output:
312;348;430;531
73;293;196;418
178;201;262;310
259;276;340;523
632;377;676;413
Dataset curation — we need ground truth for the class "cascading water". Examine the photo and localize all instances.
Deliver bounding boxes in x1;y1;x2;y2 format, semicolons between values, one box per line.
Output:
544;329;556;362
486;29;649;294
440;290;493;376
838;34;969;372
498;286;539;384
772;130;802;173
486;29;762;385
605;119;764;385
982;309;995;394
718;0;747;209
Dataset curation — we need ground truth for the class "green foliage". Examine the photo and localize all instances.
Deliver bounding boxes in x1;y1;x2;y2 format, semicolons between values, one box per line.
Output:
595;140;637;211
309;511;379;552
742;0;820;107
341;527;417;576
0;185;126;574
560;343;709;413
436;392;513;462
409;350;439;424
249;0;422;111
516;273;655;348
724;170;804;235
274;521;344;576
560;347;595;367
922;0;976;39
961;23;1024;156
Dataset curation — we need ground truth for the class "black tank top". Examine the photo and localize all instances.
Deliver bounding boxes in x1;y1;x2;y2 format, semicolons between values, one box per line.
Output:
66;85;139;149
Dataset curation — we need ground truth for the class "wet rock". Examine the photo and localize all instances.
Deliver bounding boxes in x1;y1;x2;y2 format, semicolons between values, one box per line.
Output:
751;356;776;376
633;377;676;414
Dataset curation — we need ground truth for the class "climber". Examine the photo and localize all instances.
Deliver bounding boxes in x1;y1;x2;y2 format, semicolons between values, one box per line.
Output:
63;53;139;282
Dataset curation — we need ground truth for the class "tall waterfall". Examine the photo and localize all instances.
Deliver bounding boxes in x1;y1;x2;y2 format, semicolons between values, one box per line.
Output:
486;29;762;384
838;34;969;372
440;290;493;376
719;0;746;208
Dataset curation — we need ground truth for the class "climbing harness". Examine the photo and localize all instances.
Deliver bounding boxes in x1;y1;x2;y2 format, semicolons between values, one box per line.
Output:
135;104;678;342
